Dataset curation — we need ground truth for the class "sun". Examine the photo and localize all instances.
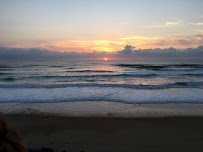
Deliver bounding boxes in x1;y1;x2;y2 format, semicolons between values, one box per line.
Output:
104;57;108;60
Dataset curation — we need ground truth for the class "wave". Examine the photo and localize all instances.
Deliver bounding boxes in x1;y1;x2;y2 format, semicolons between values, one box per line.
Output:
115;64;166;70
171;64;203;68
0;73;14;76
114;64;203;70
1;77;16;81
49;65;65;68
22;65;46;68
66;70;114;73
22;73;158;79
0;86;202;104
0;64;47;69
0;69;14;71
0;65;14;68
66;67;75;69
182;73;203;77
0;81;202;89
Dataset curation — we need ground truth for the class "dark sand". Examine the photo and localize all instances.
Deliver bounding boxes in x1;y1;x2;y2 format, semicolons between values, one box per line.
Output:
3;114;203;152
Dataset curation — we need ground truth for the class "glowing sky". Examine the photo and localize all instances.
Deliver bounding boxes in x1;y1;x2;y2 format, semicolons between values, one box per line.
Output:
0;0;203;52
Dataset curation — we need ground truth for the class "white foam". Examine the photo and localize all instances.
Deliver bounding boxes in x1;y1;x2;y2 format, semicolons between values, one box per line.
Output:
0;87;202;104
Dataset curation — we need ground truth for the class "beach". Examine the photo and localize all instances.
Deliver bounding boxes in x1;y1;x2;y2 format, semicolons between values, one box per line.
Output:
1;102;203;152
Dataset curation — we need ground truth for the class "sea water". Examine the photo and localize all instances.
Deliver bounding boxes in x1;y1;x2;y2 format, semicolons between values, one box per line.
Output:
0;59;203;104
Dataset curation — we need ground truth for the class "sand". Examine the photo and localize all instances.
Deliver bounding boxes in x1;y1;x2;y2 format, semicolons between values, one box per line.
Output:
3;115;203;152
1;102;203;152
1;102;203;118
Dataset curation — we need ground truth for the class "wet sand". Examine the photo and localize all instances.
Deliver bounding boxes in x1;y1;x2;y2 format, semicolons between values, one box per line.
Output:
1;102;203;118
1;102;203;152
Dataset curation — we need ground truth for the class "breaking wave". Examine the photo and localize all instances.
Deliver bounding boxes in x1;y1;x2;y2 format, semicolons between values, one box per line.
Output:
0;81;202;89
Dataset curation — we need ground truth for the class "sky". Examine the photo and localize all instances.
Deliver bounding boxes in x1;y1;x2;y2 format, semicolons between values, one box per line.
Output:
0;0;203;54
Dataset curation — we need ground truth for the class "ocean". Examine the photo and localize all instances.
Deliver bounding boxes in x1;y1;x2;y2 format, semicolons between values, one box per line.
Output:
0;59;203;104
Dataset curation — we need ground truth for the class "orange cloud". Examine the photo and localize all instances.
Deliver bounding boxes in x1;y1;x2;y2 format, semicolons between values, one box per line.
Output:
71;40;126;52
171;34;184;36
119;35;164;49
3;33;202;52
120;36;163;40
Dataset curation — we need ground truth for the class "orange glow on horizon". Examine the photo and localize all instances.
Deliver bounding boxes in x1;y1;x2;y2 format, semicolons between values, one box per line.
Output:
104;57;108;60
7;34;202;53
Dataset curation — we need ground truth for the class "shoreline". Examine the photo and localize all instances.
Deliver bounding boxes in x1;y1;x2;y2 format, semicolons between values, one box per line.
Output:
1;101;203;118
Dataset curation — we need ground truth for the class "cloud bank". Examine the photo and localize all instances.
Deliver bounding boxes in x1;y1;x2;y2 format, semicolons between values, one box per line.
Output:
0;45;203;60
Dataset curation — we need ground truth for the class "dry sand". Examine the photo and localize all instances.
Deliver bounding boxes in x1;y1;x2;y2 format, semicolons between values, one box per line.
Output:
3;115;203;152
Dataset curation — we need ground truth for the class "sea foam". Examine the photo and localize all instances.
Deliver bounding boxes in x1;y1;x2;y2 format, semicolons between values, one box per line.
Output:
0;87;202;104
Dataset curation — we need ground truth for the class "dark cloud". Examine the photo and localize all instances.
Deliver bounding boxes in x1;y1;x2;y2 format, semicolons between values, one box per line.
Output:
0;45;203;60
194;34;203;38
115;45;203;58
117;45;136;54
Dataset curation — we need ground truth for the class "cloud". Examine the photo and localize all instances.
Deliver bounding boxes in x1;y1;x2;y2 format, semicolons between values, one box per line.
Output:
119;35;164;49
120;36;163;40
193;30;203;33
145;20;181;28
151;39;193;46
0;45;203;60
117;45;136;54
171;34;184;36
118;34;203;49
143;33;203;48
190;23;203;25
194;34;203;37
1;33;202;54
115;45;203;58
71;40;126;52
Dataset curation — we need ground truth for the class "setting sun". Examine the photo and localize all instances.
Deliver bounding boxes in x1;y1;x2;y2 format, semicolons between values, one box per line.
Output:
104;58;108;60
